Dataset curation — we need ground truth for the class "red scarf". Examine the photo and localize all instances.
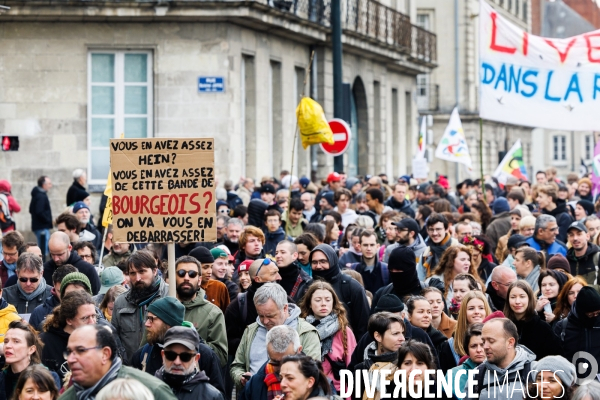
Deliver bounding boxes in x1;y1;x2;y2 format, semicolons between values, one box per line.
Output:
264;363;282;400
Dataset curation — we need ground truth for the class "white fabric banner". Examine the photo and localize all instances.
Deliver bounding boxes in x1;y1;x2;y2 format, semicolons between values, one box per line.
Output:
479;0;600;131
435;107;472;168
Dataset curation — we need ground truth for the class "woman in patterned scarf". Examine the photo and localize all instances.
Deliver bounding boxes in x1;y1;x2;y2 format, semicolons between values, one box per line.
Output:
299;281;356;393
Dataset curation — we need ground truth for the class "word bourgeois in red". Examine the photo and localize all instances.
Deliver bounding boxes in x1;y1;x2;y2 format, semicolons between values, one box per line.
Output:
113;192;212;216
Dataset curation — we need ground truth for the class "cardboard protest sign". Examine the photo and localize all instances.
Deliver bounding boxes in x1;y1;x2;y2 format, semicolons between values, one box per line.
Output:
479;0;600;131
109;138;215;243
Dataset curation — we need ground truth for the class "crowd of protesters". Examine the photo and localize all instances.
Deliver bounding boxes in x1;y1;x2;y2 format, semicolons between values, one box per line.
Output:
1;167;600;399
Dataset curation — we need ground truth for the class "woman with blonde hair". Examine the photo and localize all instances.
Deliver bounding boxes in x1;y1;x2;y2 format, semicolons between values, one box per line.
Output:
519;215;537;238
99;285;127;323
427;246;483;308
299;281;356;392
438;291;491;373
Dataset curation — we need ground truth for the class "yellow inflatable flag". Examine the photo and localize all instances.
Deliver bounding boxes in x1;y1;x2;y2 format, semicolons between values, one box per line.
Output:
296;97;334;149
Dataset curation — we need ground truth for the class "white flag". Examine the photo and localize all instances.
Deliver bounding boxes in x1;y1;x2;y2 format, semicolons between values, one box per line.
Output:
435;108;472;168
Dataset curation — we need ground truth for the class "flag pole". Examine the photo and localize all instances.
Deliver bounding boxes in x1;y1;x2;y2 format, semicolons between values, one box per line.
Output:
480;118;486;204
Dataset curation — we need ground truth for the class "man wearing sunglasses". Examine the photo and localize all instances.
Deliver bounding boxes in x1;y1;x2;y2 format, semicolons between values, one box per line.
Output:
2;252;51;313
174;255;228;368
61;324;176;400
155;326;222;400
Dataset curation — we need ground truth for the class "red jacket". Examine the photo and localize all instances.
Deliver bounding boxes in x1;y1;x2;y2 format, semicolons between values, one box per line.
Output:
0;180;21;232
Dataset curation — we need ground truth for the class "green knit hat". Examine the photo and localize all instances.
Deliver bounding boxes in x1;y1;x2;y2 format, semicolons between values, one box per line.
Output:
60;272;92;298
147;297;185;328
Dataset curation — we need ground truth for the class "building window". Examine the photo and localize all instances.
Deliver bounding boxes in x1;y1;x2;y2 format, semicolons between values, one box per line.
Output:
553;135;566;161
88;51;153;184
516;0;520;16
585;135;593;160
416;13;430;30
523;0;528;21
507;0;512;11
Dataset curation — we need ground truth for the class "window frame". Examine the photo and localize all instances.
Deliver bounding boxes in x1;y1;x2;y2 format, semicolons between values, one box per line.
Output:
87;50;154;186
552;135;566;162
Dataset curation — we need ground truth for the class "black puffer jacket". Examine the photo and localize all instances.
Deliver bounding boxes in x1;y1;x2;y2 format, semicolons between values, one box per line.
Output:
247;199;269;231
155;368;223;400
384;197;415;218
43;252;100;295
566;243;600;285
65;180;88;207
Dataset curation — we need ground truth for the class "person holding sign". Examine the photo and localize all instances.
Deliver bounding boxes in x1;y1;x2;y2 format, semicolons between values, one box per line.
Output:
112;251;170;362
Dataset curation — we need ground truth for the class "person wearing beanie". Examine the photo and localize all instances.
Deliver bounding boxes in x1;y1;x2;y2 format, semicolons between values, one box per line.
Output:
60;271;92;298
210;247;239;302
172;255;227;367
308;244;370;340
577;177;593;202
374;293;405;313
575;199;595;221
566;221;600;285
526;355;577;399
486;197;512;254
237;259;253;293
546;254;571;275
129;298;225;394
554;286;600;365
71;201;102;251
188;246;229;313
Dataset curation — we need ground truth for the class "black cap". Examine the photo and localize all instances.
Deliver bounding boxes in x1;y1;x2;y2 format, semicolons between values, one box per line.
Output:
577;200;595;216
507;234;529;250
417;183;430;193
189;246;214;264
567;221;588;233
163;326;200;351
260;184;276;194
375;294;405;313
394;218;420;234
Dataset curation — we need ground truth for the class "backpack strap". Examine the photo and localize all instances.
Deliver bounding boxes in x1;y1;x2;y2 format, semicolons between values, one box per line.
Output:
238;292;248;322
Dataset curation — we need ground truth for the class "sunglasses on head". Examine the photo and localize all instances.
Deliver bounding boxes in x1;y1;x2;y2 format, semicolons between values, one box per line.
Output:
19;277;39;283
255;258;271;277
176;269;198;278
163;350;196;362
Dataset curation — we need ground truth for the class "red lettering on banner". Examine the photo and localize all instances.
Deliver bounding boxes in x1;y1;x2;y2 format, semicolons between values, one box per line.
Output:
585;32;600;63
544;38;577;63
523;32;529;56
490;12;517;54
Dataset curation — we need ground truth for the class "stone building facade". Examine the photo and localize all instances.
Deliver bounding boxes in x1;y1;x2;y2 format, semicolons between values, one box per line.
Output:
0;0;436;234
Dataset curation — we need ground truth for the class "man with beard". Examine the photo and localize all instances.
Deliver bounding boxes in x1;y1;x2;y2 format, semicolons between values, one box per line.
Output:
175;255;228;367
43;232;100;294
131;297;225;394
566;221;600;285
274;241;312;303
384;218;427;263
308;244;370;339
72;201;102;251
0;230;24;287
417;213;458;280
156;326;224;400
112;250;170;362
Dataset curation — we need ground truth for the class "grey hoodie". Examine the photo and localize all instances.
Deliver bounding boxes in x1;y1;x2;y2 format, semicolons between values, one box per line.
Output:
248;303;301;373
383;234;427;263
469;345;537;400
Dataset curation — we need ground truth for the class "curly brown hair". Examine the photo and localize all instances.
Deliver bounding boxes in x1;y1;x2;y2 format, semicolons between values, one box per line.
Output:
299;281;351;359
471;201;493;233
431;245;483;294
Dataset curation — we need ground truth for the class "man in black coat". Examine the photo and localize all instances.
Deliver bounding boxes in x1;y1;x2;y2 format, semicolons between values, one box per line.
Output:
65;168;88;207
44;232;100;294
384;182;415;218
274;241;312;304
309;244;370;340
30;175;53;258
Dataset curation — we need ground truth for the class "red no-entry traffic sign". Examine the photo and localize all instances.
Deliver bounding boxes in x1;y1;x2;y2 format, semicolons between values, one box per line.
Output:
321;119;351;156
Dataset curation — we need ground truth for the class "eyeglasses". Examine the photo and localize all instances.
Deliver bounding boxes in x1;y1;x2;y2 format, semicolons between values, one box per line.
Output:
494;281;513;287
146;315;157;323
3;250;18;257
427;227;445;233
19;277;39;283
163;350;196;362
311;259;329;267
218;209;230;214
80;254;94;261
63;346;102;359
255;259;271;277
176;269;198;278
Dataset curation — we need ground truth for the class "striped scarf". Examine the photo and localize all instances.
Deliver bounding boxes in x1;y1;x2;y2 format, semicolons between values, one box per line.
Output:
264;363;282;400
